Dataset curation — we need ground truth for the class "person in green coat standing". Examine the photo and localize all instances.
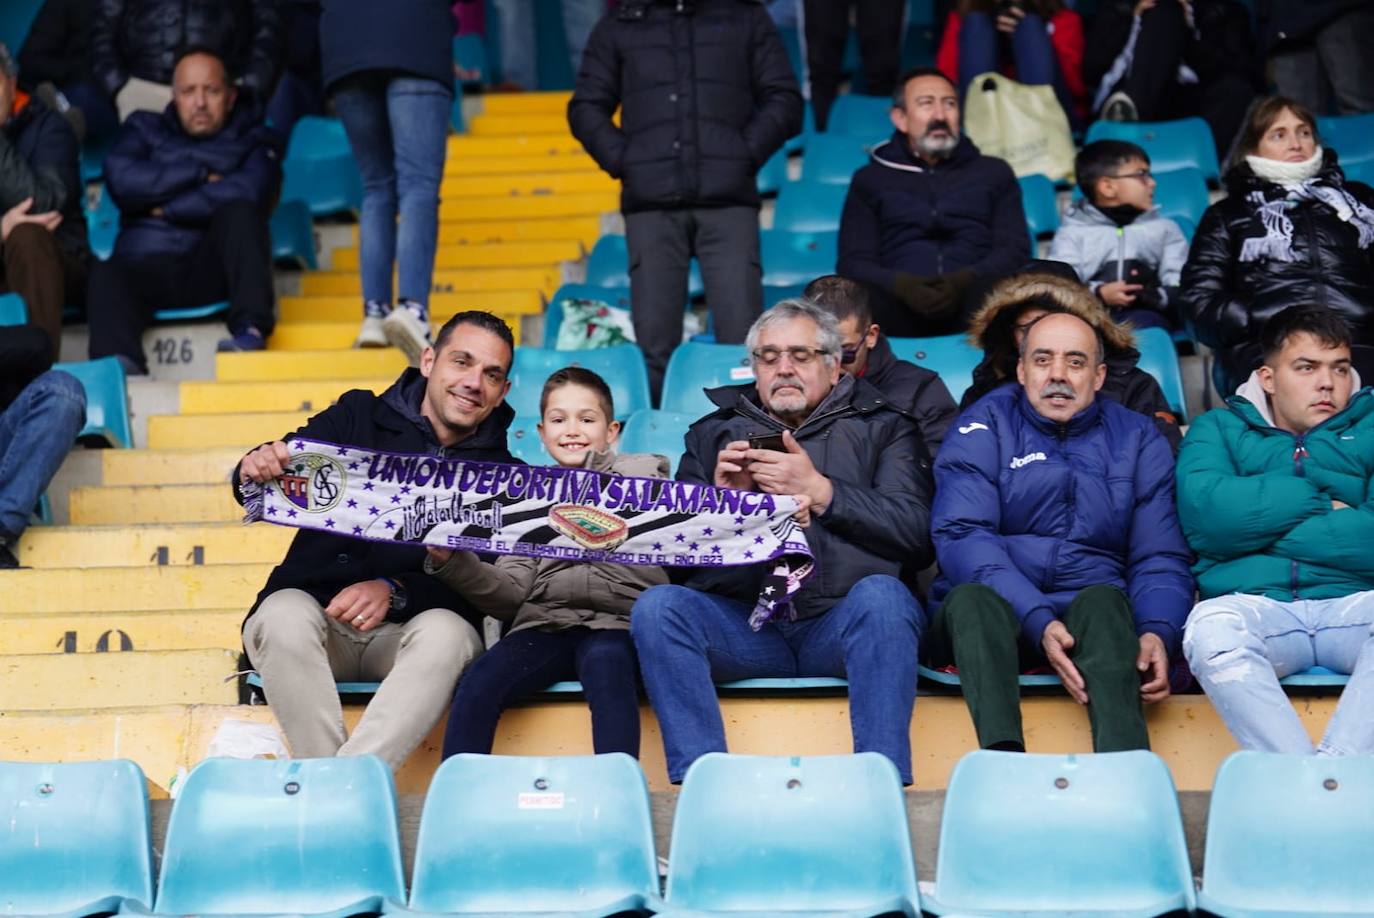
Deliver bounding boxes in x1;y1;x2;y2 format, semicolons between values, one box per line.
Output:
1178;305;1374;755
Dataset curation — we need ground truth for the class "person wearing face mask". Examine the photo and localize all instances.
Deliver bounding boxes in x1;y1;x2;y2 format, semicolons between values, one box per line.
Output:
1181;95;1374;396
837;66;1030;339
929;310;1194;754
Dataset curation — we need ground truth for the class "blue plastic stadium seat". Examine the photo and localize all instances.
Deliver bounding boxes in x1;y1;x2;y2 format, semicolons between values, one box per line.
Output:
0;0;42;58
0;759;154;916
81;133;114;184
269;198;318;269
918;664;1061;687
452;33;489;85
760;229;839;287
1345;158;1374;189
1172;214;1197;242
777;27;806;87
660;342;753;416
152;301;230;322
1279;665;1349;686
1085;117;1221;183
408;754;658;915
1133;326;1187;421
0;291;26;325
1318;112;1374;167
925;750;1195;917
1200;751;1374;917
149;757;405;917
824;93;895;140
799;133;871;185
87;186;120;260
661;753;921;916
764;282;808;309
773;182;850;234
281;116;363;217
506;344;652;420
886;334;981;405
449;79;465;133
506;415;550;465
53;357;132;448
245;673;379;694
1152;166;1210;229
542;283;633;346
619;408;697;476
584;233;704;297
757;148;790;195
1019;172;1059;249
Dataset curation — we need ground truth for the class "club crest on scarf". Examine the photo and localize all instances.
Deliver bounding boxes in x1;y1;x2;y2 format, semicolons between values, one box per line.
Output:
277;453;347;513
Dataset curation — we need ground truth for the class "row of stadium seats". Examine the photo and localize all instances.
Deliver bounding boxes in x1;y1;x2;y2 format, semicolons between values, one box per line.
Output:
6;749;1368;917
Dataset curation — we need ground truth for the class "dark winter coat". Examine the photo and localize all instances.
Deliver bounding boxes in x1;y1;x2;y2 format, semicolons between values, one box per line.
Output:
0;325;55;410
16;0;95;91
103;100;282;260
1256;0;1369;53
860;334;958;455
319;0;455;93
568;0;803;214
676;374;933;620
1180;151;1374;390
931;384;1195;656
0;95;88;264
232;369;518;626
838;132;1029;291
90;0;284;97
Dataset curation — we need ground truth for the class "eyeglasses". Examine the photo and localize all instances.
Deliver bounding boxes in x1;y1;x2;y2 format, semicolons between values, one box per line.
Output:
1107;169;1153;181
840;346;860;365
751;346;832;366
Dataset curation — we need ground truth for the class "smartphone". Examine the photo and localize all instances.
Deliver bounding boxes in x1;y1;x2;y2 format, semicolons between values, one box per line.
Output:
748;433;787;452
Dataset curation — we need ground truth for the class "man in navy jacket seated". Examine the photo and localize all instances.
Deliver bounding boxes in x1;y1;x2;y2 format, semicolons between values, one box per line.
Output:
929;311;1193;753
87;46;281;374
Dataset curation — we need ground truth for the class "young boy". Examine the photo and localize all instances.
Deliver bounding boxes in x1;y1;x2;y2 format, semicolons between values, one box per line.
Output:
1048;140;1190;331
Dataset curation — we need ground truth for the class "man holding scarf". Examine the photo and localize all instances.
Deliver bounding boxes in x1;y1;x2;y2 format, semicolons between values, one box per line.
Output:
232;311;516;770
631;298;934;785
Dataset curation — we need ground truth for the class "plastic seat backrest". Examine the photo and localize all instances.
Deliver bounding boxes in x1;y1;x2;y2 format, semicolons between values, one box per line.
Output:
1019;173;1060;244
507;344;652;419
825;93;896;139
1152;166;1210;228
760;229;839;287
1084;117;1221;182
666;753;920;913
154;757;405;914
1318;112;1374;166
619;409;698;476
774;182;850;233
932;750;1195;914
886;334;980;406
507;415;551;465
452;33;489;85
269;198;318;269
1133;326;1187;421
0;292;27;326
584;234;703;296
660;342;754;416
0;759;154;915
801;133;872;184
409;753;658;913
1344;158;1374;188
1201;751;1374;914
757;147;790;194
286;115;350;161
52;356;132;448
543;284;632;345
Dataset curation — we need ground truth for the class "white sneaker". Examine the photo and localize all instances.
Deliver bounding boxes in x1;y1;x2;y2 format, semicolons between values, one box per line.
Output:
383;307;431;365
355;315;388;348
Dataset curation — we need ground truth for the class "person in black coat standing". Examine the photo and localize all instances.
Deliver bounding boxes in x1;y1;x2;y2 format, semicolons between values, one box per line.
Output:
568;0;803;401
233;312;518;770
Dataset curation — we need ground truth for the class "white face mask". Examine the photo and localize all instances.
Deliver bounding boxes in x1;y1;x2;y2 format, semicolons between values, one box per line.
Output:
1246;146;1324;186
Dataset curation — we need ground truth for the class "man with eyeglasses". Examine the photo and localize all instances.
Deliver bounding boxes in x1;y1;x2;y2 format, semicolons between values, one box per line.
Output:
631;298;932;784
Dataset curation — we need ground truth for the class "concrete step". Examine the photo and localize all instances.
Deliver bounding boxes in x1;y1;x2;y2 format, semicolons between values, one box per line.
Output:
0;562;271;613
437;172;616;198
0;649;241;709
331;239;582;271
267;322;451;351
441;153;597;177
330;217;601;246
69;483;246;525
475;91;573;115
60;323;226;382
436;193;616;223
445;133;585;158
467;114;572;137
299;266;561;297
216;348;408;382
178;378;389;415
102;448;248;486
147;412;310;450
16;523;292;568
2;608;246;654
279;290;543;322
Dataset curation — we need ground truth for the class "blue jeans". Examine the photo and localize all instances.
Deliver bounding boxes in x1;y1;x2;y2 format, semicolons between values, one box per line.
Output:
0;370;85;539
494;0;605;89
959;12;1076;126
331;74;451;308
630;575;925;783
1184;592;1374;755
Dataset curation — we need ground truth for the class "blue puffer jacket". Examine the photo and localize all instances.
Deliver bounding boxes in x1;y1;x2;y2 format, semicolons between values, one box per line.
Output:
104;100;282;260
930;384;1194;656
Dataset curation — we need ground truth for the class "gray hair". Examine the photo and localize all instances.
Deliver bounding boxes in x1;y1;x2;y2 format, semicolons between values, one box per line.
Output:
745;298;843;370
0;44;16;81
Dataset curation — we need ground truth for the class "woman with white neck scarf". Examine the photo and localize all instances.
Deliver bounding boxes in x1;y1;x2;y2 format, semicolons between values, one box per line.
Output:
1181;95;1374;395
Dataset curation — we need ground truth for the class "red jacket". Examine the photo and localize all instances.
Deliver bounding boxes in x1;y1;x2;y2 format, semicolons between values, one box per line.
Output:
937;10;1087;120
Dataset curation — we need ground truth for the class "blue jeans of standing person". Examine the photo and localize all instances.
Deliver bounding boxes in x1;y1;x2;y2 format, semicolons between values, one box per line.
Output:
958;11;1076;127
494;0;605;89
1184;591;1374;755
442;627;640;757
631;575;925;784
331;73;451;309
0;370;85;541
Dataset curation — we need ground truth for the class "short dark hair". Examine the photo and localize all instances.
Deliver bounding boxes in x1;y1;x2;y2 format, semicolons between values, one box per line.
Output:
172;44;233;81
892;66;956;107
433;311;516;371
803;275;872;328
1075;140;1150;201
539;366;615;420
1260;306;1352;364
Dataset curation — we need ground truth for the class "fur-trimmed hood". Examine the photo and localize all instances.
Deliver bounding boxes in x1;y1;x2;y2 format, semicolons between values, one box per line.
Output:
966;272;1137;354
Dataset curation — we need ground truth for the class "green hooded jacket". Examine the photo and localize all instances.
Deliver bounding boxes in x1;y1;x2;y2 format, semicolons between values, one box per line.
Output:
1176;385;1374;601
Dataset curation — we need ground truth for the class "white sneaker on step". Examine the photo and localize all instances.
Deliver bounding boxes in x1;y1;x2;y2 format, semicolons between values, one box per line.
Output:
355;316;388;348
383;307;431;365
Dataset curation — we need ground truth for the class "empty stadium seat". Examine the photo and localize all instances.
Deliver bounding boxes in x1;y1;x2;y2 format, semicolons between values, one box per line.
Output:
619;409;697;474
0;759;155;916
886;334;981;405
408;753;659;915
1085;117;1221;183
1345;158;1374;189
0;291;25;325
824;94;895;140
281;117;363;217
1133;326;1188;421
452;33;490;85
53;356;132;448
150;757;405;916
799;133;871;184
542;283;632;345
1152;166;1210;229
506;344;653;420
1199;751;1374;917
269;199;318;269
1019;173;1059;248
1278;665;1350;686
506;415;551;464
584;234;705;297
661;753;921;916
924;750;1195;916
660;342;753;416
1318;112;1374;166
87;186;119;260
760;229;839;287
757;148;790;195
774;182;850;233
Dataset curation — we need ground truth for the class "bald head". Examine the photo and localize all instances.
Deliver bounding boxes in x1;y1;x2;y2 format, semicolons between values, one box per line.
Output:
173;51;235;137
1016;312;1107;423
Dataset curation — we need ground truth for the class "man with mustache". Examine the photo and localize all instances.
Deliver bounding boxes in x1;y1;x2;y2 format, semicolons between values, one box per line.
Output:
1179;305;1374;756
837;66;1030;338
929;310;1193;752
631;298;933;784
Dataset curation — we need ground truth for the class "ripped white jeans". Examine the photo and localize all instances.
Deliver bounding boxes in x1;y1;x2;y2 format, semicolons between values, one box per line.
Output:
1183;591;1374;755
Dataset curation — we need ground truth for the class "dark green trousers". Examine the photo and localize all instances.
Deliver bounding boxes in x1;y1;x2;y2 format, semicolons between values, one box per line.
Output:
930;583;1150;752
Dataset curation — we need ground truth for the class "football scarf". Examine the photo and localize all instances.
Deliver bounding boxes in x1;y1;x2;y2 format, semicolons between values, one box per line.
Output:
241;437;816;630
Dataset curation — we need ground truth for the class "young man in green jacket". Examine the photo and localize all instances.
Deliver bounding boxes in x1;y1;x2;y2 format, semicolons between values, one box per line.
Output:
1178;305;1374;755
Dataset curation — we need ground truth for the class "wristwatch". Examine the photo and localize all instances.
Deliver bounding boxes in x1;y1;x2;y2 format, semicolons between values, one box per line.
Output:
378;576;408;613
